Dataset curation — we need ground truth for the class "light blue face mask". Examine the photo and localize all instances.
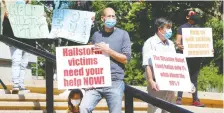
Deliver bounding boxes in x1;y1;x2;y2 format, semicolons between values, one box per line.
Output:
104;18;117;28
164;28;172;39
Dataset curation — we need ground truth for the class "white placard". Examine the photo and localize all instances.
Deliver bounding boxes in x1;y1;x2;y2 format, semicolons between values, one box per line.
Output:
6;2;49;39
182;28;213;57
151;52;192;92
49;9;95;44
56;45;111;89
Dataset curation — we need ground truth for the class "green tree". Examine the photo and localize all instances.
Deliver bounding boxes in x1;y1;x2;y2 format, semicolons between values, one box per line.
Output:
198;17;223;92
198;63;223;92
202;17;223;73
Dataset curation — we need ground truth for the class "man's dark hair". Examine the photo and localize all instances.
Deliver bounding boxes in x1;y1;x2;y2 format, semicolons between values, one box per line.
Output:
154;17;172;32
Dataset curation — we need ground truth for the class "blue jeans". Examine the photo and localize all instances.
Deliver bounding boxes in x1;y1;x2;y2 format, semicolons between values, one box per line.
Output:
79;80;125;113
10;47;29;88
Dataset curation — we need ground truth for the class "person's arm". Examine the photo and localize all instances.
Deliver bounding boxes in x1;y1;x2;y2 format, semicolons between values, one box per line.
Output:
95;31;131;64
176;27;184;50
95;43;130;64
142;41;159;91
176;34;184;50
145;65;159;91
106;47;129;64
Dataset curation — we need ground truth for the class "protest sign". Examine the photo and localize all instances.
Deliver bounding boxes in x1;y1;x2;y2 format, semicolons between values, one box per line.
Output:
48;9;95;44
56;45;111;89
5;2;49;39
182;28;213;57
150;52;192;92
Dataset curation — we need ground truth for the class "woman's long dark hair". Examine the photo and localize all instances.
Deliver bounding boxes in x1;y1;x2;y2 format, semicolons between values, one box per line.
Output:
68;89;83;113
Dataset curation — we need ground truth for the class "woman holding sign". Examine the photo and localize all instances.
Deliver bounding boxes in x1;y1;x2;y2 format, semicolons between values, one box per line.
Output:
175;10;205;107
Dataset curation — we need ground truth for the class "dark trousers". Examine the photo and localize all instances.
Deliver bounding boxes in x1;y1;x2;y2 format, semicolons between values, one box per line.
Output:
177;57;202;101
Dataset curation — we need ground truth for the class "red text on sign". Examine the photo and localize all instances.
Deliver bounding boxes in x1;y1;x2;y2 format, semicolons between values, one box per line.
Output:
174;65;182;70
155;63;186;71
175;57;185;63
169;80;179;86
64;68;84;76
155;63;164;69
68;57;98;66
64;78;81;87
153;55;160;60
160;72;185;78
84;76;105;85
160;56;175;62
85;68;103;76
63;47;102;56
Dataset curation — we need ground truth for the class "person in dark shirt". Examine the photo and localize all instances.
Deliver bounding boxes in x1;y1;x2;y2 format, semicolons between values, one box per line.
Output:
175;10;205;107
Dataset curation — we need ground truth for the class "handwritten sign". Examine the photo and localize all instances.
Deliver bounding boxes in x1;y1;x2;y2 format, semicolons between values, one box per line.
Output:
48;9;95;44
151;52;192;92
182;28;213;57
56;45;111;89
5;2;49;39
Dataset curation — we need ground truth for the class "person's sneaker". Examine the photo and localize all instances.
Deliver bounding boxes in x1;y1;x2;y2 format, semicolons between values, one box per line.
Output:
176;97;182;105
12;86;19;94
192;100;205;107
53;73;57;81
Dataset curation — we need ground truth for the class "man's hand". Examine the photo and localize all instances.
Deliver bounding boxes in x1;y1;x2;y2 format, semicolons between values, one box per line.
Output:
149;79;159;91
91;16;95;22
176;34;183;50
94;42;110;53
91;16;95;25
94;42;128;64
177;44;184;50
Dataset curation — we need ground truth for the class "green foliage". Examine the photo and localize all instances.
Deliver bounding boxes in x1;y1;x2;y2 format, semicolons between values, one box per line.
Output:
197;17;223;93
31;57;46;78
124;53;147;86
30;1;56;78
198;63;223;92
202;17;223;73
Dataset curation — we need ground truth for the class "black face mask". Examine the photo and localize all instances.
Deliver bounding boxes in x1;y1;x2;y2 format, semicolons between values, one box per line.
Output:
189;15;199;25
